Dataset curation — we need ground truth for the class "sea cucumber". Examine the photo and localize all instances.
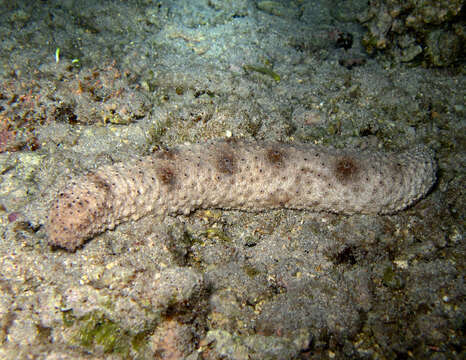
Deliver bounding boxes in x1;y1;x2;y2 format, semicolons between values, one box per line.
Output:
47;140;437;251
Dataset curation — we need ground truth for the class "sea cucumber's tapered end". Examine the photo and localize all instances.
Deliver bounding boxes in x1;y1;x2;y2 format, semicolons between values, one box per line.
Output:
47;175;112;251
392;145;437;213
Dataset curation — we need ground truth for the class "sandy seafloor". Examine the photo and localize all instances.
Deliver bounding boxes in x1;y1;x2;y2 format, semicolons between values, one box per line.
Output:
0;0;464;359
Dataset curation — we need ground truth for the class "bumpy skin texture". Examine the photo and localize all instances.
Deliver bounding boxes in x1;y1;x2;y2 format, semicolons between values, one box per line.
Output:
47;140;437;251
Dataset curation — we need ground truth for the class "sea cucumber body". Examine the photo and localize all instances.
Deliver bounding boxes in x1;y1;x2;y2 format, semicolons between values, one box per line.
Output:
47;140;436;250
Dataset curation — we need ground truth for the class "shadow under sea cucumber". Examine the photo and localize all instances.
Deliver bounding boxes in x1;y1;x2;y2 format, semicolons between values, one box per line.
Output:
47;140;437;251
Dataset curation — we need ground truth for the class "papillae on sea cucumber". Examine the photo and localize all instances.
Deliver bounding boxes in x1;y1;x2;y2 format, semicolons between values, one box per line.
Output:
47;140;437;251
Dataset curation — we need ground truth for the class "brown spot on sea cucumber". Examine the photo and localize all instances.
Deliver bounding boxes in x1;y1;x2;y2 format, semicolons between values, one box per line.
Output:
156;165;176;185
266;146;286;167
215;147;236;175
334;156;360;184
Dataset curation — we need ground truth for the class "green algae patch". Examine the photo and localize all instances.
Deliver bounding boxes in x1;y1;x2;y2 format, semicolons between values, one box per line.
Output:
243;64;281;82
77;312;131;355
243;265;261;278
64;311;154;357
256;1;300;19
206;227;232;243
131;329;153;352
382;266;405;290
